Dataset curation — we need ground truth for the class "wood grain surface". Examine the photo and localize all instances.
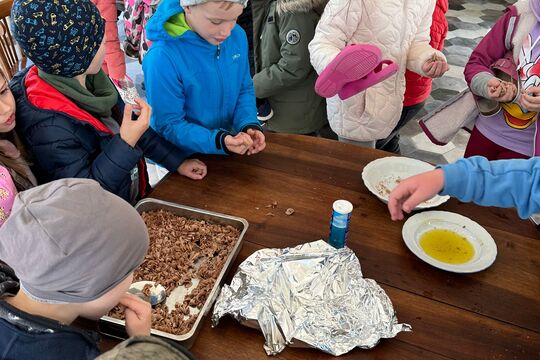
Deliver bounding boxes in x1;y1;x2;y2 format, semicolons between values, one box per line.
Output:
97;133;540;359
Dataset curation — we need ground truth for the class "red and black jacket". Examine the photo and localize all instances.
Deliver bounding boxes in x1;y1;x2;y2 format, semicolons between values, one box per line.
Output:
10;66;188;203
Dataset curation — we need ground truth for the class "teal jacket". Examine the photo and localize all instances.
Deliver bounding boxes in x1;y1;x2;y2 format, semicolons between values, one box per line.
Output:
143;0;262;155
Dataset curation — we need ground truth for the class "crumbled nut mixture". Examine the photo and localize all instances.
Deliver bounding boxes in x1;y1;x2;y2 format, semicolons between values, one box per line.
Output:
109;209;240;335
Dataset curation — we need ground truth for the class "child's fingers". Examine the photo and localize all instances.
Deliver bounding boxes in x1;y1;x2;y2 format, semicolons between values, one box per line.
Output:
520;94;534;109
191;159;206;167
256;140;266;152
387;192;407;221
136;100;151;120
433;62;446;77
431;62;442;76
401;189;432;213
227;136;246;146
199;164;208;177
123;103;133;119
241;133;254;147
388;185;410;208
119;293;151;318
423;60;435;73
523;91;540;104
487;78;502;87
133;97;148;108
526;86;540;96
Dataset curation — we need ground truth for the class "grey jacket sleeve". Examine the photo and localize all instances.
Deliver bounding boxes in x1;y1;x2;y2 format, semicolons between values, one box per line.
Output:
470;71;497;98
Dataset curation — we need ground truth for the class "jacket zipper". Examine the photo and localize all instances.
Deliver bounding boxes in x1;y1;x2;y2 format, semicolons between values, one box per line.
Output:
216;45;224;127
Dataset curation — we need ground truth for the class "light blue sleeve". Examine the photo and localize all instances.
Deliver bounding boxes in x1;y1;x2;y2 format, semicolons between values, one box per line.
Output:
144;48;228;155
440;156;540;219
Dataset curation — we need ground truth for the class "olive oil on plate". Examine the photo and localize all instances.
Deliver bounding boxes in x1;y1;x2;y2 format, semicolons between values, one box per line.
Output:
419;229;475;265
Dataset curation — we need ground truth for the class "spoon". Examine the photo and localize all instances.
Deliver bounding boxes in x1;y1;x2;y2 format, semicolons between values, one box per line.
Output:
128;280;166;306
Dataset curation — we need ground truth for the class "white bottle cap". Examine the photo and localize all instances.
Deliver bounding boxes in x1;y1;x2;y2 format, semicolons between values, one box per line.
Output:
333;200;353;214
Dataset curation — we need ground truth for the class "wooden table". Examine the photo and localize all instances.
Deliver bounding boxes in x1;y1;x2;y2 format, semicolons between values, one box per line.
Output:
100;133;539;359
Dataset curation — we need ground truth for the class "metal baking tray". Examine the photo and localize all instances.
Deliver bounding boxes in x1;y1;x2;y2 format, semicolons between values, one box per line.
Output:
99;198;248;348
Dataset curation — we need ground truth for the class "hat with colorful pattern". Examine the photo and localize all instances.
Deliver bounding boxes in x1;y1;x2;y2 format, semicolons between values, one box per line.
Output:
11;0;105;78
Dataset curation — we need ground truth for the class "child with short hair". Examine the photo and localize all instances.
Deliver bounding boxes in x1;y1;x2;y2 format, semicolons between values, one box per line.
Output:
387;156;540;221
0;179;194;359
10;0;206;204
464;0;540;160
143;0;266;156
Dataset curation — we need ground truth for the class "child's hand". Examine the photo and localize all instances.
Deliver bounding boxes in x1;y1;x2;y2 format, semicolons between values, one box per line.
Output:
246;129;266;155
487;78;516;102
119;293;152;337
519;86;540;112
387;169;445;221
119;98;151;147
177;159;207;180
422;57;449;78
224;133;253;155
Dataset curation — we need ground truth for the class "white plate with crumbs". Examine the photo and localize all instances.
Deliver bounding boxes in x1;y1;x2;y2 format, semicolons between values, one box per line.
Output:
361;156;450;210
402;211;497;273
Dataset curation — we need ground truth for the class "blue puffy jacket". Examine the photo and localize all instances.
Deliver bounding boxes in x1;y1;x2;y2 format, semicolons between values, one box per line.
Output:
10;66;188;203
143;0;261;156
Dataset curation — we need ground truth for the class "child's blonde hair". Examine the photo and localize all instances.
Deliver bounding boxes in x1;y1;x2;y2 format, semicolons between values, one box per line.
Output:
218;1;236;10
181;0;245;10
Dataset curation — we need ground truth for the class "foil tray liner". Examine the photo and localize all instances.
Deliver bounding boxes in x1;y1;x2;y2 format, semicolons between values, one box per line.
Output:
212;240;411;356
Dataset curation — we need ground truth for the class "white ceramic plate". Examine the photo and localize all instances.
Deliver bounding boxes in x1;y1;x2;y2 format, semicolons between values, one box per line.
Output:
402;211;497;273
361;156;450;210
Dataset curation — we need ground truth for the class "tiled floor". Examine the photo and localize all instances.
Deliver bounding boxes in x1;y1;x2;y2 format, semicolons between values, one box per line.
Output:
122;0;516;165
400;0;516;164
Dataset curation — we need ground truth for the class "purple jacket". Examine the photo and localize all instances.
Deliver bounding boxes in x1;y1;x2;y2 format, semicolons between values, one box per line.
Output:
464;4;540;156
464;6;518;87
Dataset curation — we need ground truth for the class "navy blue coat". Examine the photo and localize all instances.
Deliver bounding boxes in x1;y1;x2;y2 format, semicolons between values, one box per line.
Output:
0;300;101;360
0;263;101;360
10;67;188;202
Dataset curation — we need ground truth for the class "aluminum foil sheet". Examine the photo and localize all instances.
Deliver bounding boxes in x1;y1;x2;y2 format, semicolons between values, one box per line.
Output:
212;240;411;356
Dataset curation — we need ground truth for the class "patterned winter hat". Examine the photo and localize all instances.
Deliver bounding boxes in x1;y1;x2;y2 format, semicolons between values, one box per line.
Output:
11;0;105;78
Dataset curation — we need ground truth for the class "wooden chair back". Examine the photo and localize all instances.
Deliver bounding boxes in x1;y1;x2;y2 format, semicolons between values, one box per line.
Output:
0;0;25;79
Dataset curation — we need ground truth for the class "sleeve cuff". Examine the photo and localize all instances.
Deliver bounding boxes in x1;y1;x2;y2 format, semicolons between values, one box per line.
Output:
470;71;496;98
215;130;232;155
437;163;463;196
240;123;263;133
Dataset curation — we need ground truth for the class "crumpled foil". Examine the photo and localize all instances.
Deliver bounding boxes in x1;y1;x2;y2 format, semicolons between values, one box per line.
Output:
212;240;411;356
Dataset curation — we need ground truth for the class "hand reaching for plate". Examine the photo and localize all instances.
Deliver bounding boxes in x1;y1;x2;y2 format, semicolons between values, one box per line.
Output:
387;169;445;221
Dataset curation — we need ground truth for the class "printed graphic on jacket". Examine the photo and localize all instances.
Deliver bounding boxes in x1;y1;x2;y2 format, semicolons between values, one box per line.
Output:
505;29;540;129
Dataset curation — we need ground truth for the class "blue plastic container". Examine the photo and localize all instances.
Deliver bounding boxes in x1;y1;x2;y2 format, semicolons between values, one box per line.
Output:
328;200;353;248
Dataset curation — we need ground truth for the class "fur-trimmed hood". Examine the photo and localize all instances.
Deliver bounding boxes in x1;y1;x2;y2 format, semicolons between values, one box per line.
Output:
276;0;328;15
511;0;538;63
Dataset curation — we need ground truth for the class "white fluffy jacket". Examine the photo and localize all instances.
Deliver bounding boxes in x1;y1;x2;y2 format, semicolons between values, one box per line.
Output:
309;0;444;141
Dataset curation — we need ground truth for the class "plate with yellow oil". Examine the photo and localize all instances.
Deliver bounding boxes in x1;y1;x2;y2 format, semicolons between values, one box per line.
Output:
402;211;497;273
